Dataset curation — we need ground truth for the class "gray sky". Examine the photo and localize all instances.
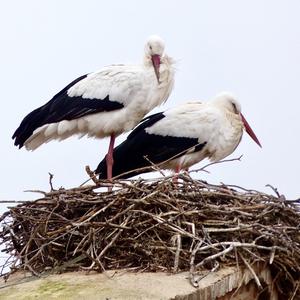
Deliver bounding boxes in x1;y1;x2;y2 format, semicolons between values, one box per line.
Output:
1;0;300;211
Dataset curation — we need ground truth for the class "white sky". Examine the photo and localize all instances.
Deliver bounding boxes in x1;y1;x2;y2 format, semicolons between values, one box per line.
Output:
1;0;300;213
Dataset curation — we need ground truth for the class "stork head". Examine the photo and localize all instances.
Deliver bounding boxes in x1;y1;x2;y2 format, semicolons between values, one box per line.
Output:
144;35;165;83
213;92;241;113
213;92;262;148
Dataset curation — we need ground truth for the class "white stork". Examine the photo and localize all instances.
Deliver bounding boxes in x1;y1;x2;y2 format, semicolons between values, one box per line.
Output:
12;35;175;179
95;92;261;179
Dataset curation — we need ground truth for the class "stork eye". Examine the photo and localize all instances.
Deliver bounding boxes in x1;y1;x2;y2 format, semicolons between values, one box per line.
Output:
232;103;239;114
149;45;152;50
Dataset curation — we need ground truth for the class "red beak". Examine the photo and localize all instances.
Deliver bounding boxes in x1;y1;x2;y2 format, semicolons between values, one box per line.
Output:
240;113;262;148
151;54;161;83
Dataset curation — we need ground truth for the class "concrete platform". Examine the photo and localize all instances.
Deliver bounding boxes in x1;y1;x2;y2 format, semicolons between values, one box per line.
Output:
0;265;277;299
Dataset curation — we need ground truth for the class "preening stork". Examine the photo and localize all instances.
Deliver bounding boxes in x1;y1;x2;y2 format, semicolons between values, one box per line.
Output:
95;92;262;179
12;35;175;179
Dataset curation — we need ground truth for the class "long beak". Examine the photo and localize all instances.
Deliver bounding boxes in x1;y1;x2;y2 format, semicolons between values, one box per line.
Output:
151;54;161;83
240;113;262;148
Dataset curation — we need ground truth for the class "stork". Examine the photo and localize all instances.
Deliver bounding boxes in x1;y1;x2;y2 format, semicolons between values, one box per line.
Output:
95;92;261;179
12;35;175;179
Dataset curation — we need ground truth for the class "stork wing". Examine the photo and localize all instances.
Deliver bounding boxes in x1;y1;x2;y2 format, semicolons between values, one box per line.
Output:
96;112;206;179
12;68;140;148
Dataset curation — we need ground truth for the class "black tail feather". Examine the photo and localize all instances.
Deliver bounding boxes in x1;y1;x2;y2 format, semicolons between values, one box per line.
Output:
12;105;49;148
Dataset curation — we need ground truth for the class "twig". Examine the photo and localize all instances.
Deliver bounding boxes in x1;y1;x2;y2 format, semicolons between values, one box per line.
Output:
96;216;131;260
85;166;98;185
195;244;234;269
143;156;166;177
189;241;203;287
266;184;281;198
290;281;300;300
48;172;55;192
173;234;181;272
239;253;262;290
189;155;243;174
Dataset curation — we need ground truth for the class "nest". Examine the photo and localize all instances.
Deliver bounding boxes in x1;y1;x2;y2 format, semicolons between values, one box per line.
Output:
1;171;300;297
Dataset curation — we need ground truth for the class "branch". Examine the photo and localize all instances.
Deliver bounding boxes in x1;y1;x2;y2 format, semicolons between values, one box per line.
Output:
189;155;243;174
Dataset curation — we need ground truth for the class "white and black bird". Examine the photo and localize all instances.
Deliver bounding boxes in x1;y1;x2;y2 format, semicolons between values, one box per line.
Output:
12;35;175;179
95;92;262;179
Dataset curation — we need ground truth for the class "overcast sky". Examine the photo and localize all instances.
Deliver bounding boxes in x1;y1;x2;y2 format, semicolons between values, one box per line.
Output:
1;0;300;212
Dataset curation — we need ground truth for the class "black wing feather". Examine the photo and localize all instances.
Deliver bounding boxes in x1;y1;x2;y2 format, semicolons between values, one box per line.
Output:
12;74;124;148
95;113;206;179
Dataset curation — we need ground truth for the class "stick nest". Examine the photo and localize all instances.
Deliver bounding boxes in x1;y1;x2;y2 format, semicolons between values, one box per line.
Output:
1;174;300;297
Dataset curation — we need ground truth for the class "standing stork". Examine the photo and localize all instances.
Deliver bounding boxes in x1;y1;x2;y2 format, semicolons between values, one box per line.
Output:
95;92;262;179
12;35;175;179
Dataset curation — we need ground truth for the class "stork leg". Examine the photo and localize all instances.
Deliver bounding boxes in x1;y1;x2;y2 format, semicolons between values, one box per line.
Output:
106;134;115;181
173;164;181;184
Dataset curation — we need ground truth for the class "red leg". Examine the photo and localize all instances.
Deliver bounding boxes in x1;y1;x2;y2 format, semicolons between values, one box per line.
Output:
173;164;181;184
106;134;115;180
